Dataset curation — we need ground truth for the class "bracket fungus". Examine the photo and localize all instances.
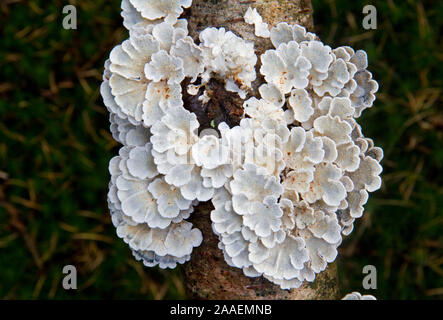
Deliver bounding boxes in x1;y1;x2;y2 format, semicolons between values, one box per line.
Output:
342;292;377;300
103;1;383;290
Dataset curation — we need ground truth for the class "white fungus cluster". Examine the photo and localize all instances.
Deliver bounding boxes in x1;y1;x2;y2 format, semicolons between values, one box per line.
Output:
103;1;383;289
342;292;377;300
244;7;270;38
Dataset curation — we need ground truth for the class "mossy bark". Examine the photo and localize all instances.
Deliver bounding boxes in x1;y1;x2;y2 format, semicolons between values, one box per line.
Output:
183;0;340;300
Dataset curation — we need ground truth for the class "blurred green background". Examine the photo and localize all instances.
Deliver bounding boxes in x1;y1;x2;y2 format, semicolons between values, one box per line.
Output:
0;0;441;299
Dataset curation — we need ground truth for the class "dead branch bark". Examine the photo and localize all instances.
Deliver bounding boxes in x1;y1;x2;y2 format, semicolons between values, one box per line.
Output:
183;0;340;300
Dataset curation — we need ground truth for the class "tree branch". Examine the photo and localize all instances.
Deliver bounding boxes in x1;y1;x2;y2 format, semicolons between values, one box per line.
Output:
183;0;340;300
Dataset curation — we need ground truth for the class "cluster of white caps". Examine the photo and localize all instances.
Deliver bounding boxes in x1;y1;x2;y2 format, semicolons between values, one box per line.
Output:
103;0;382;289
342;292;376;300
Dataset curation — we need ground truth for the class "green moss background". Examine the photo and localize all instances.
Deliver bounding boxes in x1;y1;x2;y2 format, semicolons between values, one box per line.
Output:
0;0;441;299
